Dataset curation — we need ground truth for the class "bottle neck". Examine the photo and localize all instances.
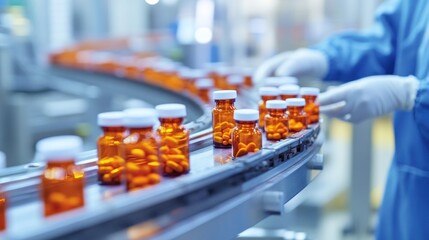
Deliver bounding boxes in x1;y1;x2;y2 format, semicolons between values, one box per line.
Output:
46;159;75;169
268;108;286;117
302;95;317;103
128;127;153;134
261;95;277;102
101;126;125;136
215;99;235;109
159;117;184;128
235;120;257;128
287;106;305;114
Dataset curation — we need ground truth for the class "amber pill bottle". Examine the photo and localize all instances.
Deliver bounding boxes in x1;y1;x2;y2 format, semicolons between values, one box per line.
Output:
97;112;125;185
212;90;237;148
300;87;320;124
265;100;289;141
156;104;190;177
38;136;85;217
279;84;300;101
195;78;214;104
226;75;244;93
232;109;262;158
122;111;161;192
0;189;6;231
285;98;308;134
258;87;279;128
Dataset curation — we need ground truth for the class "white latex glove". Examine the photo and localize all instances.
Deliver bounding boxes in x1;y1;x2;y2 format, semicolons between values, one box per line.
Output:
318;75;420;123
254;48;329;83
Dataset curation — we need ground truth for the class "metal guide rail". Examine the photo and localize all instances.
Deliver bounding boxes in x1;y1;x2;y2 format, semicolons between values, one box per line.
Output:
0;123;321;240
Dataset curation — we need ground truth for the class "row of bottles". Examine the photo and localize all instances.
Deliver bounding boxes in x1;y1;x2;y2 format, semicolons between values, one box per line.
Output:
211;85;320;158
50;49;254;104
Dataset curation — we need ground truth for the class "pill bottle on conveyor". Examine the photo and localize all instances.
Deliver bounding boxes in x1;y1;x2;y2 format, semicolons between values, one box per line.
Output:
180;68;207;95
122;111;161;192
242;67;254;87
232;109;262;158
279;84;300;101
38;136;85;217
195;78;214;104
285;98;308;133
0;188;5;231
258;87;279;129
300;87;320;124
265;100;289;141
0;152;5;231
156;104;190;177
226;75;244;93
212;90;237;148
97;112;126;185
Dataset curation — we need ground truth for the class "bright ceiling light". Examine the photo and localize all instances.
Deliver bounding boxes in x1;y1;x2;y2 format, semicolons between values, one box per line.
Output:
195;27;212;44
145;0;160;5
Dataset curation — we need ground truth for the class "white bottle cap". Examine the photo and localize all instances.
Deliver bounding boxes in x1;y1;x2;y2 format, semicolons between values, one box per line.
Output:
123;107;157;117
234;109;259;121
195;78;214;89
259;87;279;96
266;100;287;109
97;111;124;127
300;87;320;96
264;76;298;87
36;136;82;161
285;98;306;107
213;90;237;100
156;104;187;118
227;75;244;85
124;111;157;127
279;84;300;95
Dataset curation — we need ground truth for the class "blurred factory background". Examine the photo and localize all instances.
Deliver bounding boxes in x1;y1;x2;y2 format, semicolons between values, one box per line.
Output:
0;0;389;239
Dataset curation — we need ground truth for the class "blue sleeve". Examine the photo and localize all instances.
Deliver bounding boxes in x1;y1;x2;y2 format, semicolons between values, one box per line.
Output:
414;80;429;140
311;0;402;82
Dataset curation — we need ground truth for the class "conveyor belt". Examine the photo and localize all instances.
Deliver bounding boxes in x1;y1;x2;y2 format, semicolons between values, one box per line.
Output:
0;68;323;240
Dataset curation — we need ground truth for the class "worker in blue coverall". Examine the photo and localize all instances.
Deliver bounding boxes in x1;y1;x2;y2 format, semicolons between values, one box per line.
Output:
255;0;429;239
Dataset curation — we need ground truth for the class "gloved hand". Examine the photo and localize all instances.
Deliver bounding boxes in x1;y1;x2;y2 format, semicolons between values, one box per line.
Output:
318;75;420;123
253;48;329;83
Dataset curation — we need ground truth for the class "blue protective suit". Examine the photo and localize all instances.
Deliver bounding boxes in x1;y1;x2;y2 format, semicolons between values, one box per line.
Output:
312;0;429;239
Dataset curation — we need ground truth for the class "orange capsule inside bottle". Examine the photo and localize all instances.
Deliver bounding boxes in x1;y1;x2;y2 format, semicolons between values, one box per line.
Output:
97;112;126;185
258;87;279;128
156;104;190;177
38;136;85;217
300;87;320;124
122;111;161;192
285;98;308;134
264;100;289;141
232;109;262;158
212;90;237;148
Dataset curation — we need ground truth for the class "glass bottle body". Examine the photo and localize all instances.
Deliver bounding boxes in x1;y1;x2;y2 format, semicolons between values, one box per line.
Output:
265;109;289;140
232;121;262;157
41;159;85;217
258;96;277;128
287;106;308;133
97;126;125;185
0;191;6;231
198;88;211;103
302;95;319;124
157;118;190;177
123;128;161;192
212;99;236;148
